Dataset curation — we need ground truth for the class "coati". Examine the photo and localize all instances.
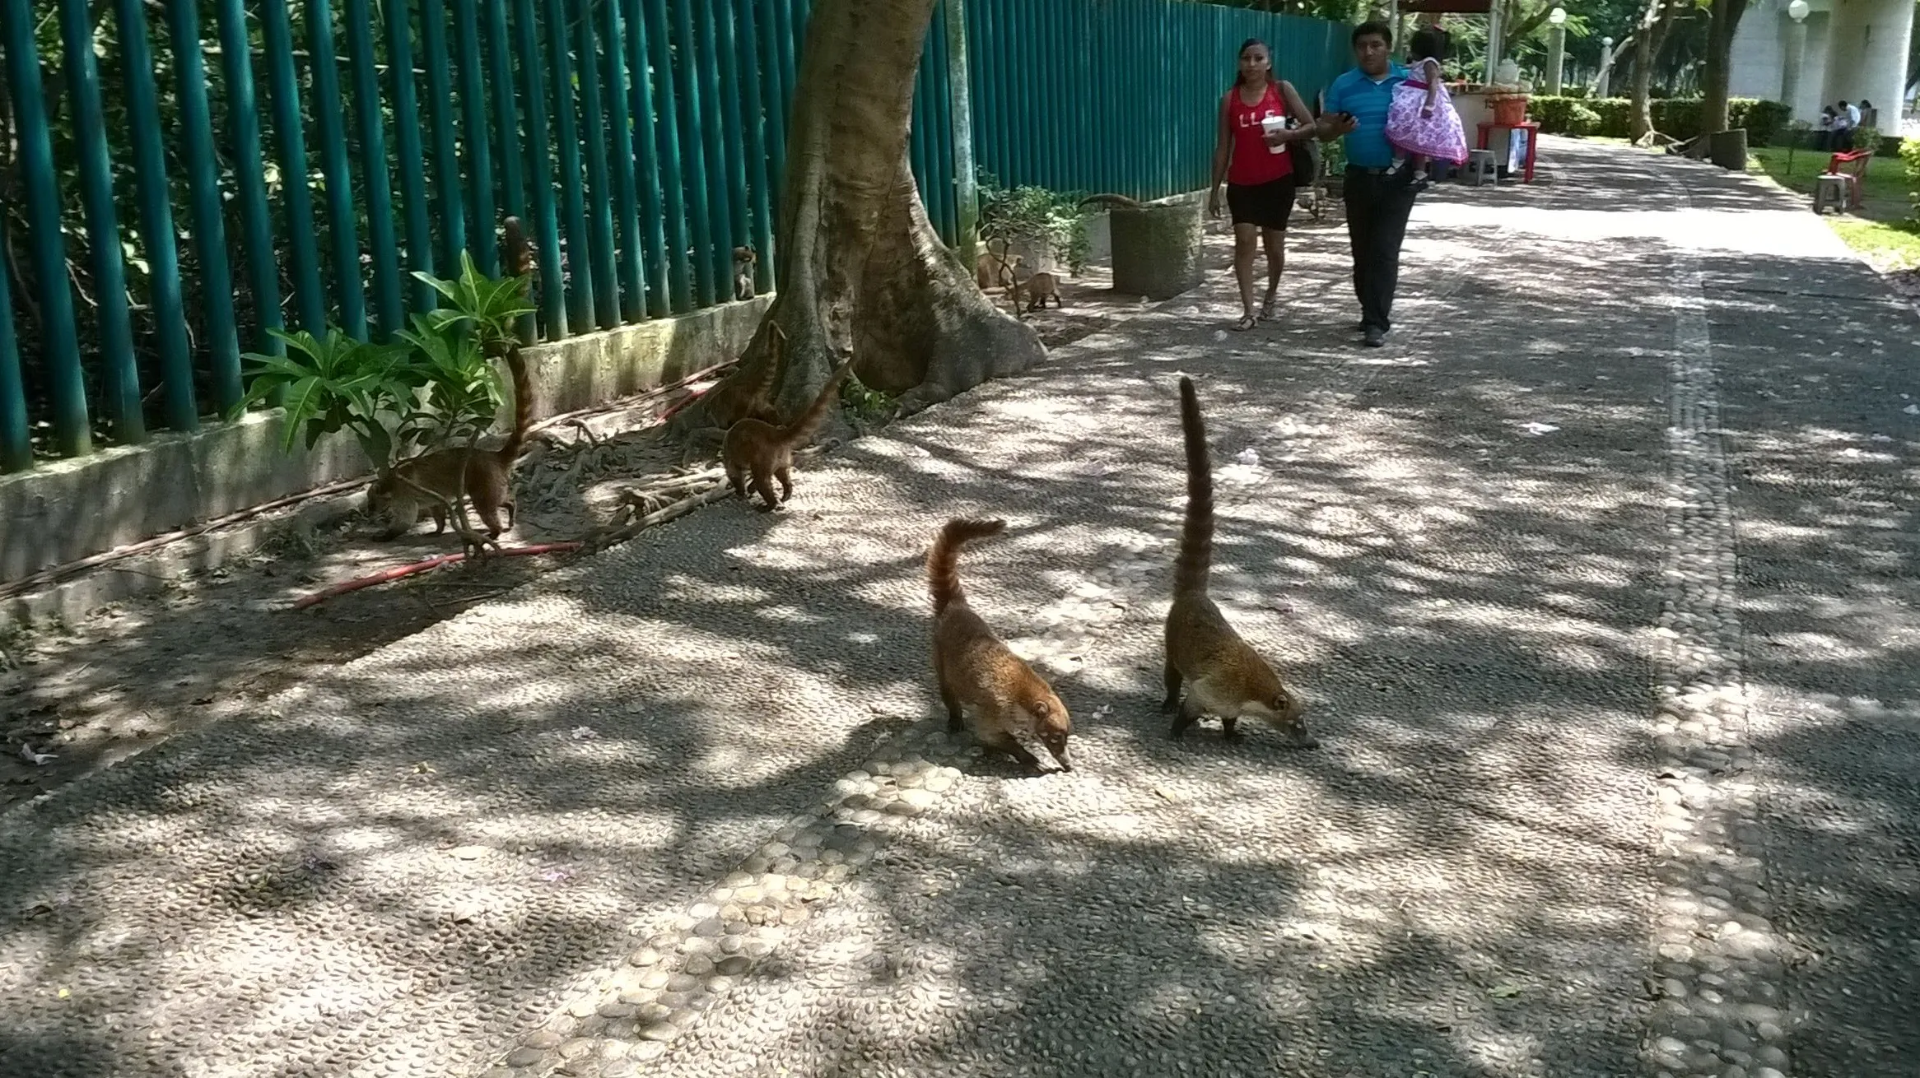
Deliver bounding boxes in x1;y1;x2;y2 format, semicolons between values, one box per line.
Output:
1011;269;1060;314
1076;192;1147;211
974;239;1018;290
719;354;855;510
365;217;537;541
732;245;757;301
1162;376;1314;746
928;518;1073;772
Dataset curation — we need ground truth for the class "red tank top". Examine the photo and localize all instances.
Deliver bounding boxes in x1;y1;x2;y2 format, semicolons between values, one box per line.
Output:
1226;81;1294;186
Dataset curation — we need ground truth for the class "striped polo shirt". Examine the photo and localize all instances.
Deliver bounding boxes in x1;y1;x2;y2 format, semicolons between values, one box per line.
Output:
1324;63;1409;169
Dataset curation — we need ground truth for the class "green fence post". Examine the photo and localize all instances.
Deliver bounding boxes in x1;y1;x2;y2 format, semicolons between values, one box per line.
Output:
214;0;285;365
693;0;738;296
511;0;566;337
753;0;788;289
0;274;28;471
641;0;693;313
727;0;773;294
165;0;243;412
453;0;498;275
421;0;469;277
624;0;673;317
710;0;752;285
113;0;198;431
386;0;437;316
603;0;649;321
548;0;595;329
260;0;327;336
344;0;404;340
485;0;526;223
56;0;143;443
573;0;620;327
302;0;367;340
670;0;716;306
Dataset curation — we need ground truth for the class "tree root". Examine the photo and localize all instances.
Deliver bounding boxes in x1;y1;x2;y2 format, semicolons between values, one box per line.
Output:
290;543;583;610
580;483;734;554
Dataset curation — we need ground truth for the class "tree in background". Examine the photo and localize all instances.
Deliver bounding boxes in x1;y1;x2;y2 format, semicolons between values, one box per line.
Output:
1700;0;1749;133
1631;0;1689;139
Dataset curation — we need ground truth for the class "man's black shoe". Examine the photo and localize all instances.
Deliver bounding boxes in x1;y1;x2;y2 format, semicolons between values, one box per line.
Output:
1362;325;1387;348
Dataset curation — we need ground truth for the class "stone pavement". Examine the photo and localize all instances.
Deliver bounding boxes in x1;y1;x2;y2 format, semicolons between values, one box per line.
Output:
2;138;1915;1078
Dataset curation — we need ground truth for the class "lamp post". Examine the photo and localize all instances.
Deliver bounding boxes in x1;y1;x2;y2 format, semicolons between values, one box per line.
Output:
1546;7;1568;94
1595;35;1614;97
1782;0;1810;120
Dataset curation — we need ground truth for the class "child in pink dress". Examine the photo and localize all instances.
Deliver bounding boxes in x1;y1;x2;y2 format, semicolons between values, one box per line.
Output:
1386;29;1469;188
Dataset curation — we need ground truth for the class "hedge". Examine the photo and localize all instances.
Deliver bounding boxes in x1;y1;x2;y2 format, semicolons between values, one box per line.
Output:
1524;96;1792;145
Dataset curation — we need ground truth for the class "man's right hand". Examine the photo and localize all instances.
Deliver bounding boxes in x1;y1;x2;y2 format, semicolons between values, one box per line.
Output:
1317;112;1357;139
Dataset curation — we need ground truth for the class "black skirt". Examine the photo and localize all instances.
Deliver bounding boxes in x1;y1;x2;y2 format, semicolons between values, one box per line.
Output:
1226;175;1297;231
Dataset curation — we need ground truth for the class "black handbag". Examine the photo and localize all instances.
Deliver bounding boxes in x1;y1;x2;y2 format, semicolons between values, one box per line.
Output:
1287;134;1317;182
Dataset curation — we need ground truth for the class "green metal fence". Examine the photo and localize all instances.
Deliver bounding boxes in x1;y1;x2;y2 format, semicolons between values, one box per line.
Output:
0;0;1350;475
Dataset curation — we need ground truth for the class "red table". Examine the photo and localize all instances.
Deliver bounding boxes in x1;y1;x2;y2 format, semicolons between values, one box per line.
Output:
1476;120;1539;183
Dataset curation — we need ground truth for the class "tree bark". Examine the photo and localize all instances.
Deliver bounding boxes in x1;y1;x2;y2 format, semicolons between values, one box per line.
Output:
1701;0;1749;136
1630;0;1681;141
676;0;1044;438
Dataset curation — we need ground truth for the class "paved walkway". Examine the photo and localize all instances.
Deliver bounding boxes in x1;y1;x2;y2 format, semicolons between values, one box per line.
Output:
2;139;1915;1078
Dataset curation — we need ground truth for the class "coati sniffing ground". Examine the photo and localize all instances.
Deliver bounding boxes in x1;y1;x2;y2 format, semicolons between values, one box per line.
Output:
1162;375;1314;747
719;355;855;510
929;518;1073;772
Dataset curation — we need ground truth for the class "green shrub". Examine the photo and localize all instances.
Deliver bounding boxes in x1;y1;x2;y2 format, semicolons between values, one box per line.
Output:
1523;95;1787;143
1904;137;1920;223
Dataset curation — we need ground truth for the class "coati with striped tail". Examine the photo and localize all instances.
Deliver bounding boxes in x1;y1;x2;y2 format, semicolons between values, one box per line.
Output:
366;217;537;541
929;518;1073;772
719;354;855;510
1162;376;1314;746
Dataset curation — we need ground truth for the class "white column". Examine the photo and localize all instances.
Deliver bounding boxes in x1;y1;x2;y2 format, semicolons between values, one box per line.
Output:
1820;0;1913;128
1781;12;1808;113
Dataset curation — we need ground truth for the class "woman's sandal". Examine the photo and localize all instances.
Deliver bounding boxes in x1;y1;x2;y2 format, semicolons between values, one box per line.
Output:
1231;312;1258;332
1258;296;1279;322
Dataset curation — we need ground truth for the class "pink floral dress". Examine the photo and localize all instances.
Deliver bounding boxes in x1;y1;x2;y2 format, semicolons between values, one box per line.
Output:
1386;58;1469;164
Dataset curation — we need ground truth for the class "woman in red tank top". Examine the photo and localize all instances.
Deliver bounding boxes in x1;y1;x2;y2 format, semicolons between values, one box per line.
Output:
1208;38;1317;331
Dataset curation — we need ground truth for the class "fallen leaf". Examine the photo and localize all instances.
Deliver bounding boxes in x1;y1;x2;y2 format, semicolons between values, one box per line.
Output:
1489;983;1522;998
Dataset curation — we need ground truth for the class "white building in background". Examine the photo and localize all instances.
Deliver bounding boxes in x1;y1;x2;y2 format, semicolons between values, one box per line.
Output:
1728;0;1913;129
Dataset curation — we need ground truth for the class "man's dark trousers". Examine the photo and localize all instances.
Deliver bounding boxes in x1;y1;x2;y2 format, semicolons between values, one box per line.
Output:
1342;166;1417;333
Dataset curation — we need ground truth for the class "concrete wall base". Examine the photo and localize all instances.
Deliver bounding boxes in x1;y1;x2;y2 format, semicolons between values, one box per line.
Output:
1;296;771;591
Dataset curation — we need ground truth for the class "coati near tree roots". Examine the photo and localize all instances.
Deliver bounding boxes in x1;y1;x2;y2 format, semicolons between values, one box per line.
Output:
1162;376;1315;747
365;217;538;543
719;354;855;510
1011;269;1061;314
928;518;1073;772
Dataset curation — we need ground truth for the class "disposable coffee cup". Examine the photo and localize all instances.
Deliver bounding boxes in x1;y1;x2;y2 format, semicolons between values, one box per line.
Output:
1262;115;1286;154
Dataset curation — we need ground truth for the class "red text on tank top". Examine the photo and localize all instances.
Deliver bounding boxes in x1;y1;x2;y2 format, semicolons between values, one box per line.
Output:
1226;82;1294;186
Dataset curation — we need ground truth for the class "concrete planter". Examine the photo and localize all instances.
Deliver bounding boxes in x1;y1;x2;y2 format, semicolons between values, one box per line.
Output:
1109;196;1204;301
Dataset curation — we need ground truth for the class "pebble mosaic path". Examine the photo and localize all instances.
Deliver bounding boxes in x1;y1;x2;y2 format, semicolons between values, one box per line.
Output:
2;138;1914;1078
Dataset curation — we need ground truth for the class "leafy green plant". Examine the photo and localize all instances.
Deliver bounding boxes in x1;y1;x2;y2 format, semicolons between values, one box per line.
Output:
838;372;896;425
1904;137;1920;224
230;252;534;472
976;172;1090;275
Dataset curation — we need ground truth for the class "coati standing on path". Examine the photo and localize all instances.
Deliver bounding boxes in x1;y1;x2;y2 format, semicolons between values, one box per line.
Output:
733;245;758;301
1011;269;1061;314
719;355;855;510
365;217;537;541
929;518;1073;772
1162;376;1314;746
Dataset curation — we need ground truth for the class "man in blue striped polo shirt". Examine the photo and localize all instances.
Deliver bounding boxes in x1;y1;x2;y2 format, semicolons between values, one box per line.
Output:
1318;21;1415;348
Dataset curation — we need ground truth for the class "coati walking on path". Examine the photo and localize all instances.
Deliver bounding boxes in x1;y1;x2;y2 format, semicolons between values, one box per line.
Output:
366;217;537;542
1162;376;1314;746
1011;269;1061;314
719;355;855;510
929;518;1073;772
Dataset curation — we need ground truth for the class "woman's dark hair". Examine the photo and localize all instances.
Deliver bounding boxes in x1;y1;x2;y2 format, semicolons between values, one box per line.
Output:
1411;27;1447;61
1235;37;1272;86
1351;20;1392;47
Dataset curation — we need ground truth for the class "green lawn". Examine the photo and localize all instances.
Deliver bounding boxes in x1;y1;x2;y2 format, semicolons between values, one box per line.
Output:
1747;144;1920;271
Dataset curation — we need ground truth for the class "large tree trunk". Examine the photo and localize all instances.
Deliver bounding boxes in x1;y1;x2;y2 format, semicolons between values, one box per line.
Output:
1630;0;1681;142
1700;0;1749;136
678;0;1043;438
